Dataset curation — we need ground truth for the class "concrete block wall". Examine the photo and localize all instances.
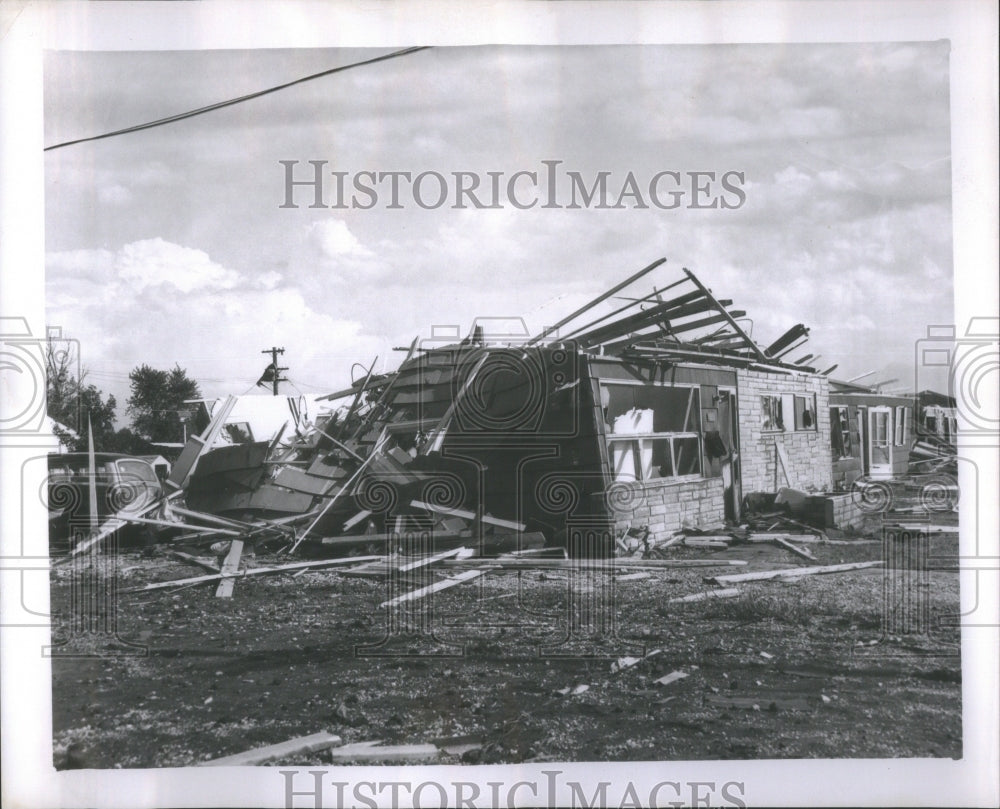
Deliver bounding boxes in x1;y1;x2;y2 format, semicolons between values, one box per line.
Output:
612;476;725;540
737;368;833;494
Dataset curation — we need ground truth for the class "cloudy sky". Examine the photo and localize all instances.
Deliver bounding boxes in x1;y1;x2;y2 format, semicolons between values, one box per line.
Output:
43;42;953;413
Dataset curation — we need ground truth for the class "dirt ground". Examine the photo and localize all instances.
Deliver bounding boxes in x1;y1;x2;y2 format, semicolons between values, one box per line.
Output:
49;512;962;769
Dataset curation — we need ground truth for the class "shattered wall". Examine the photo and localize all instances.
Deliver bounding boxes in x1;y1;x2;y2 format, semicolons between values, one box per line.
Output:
736;368;833;494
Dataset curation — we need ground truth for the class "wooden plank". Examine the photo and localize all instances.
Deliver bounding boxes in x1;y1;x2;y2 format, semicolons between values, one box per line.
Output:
398;546;468;572
124;555;385;593
215;540;244;598
775;442;791;488
705;560;883;585
379;569;486;608
126;515;242;537
441;558;748;570
668;588;741;603
170;505;254;530
772;536;817;561
167;551;221;573
327;741;445;762
409;499;526;532
747;533;822;543
272;466;336;496
683;538;729;549
199;731;342;767
343;509;372;531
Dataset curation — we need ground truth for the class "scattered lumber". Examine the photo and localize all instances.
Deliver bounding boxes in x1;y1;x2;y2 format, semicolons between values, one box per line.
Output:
327;740;458;762
124;556;384;593
440;558;748;570
166;551;221;573
611;649;661;674
397;546;469;572
215;540;245;598
409;499;527;532
771;536;817;561
199;731;342;766
683;538;729;549
379;568;486;609
668;588;740;603
655;671;689;686
705;560;883;585
746;533;822;544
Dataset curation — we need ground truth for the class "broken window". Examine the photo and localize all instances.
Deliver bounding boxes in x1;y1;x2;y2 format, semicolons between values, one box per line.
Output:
601;383;702;482
761;395;783;431
894;406;909;446
793;394;816;431
830;406;853;458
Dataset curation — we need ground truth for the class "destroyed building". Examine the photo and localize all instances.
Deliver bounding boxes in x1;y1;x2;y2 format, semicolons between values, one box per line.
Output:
139;260;859;556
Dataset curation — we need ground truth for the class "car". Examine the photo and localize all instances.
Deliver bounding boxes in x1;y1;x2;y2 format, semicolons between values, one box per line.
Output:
47;453;164;551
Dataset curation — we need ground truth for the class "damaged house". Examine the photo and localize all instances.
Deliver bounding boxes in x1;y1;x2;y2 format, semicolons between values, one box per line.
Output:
162;260;849;555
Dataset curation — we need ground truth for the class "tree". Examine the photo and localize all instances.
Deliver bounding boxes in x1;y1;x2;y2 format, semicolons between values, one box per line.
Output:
126;364;202;444
46;340;119;452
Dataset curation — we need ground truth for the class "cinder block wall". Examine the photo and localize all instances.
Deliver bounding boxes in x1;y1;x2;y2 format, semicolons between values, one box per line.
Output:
613;477;725;540
737;368;833;493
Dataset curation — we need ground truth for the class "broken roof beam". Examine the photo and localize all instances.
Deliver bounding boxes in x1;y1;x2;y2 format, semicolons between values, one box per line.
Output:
682;267;768;362
764;323;810;358
576;293;728;347
527;256;666;345
561;276;692;340
568;288;707;344
597;311;746;354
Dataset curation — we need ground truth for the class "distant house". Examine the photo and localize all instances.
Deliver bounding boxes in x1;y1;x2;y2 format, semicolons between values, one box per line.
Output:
828;380;914;487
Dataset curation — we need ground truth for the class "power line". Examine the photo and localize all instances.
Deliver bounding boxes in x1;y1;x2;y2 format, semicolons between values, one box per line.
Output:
44;46;431;152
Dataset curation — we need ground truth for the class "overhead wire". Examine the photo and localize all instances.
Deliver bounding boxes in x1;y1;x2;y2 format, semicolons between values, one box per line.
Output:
44;46;432;152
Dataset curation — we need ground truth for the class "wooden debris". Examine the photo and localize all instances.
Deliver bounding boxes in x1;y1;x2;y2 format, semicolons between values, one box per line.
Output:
683;538;729;549
215;540;244;598
668;588;741;603
199;731;342;766
326;740;452;762
705;560;883;585
611;649;662;674
771;536;817;561
556;684;591;696
409;499;526;532
747;532;822;543
441;558;747;570
379;568;486;609
616;572;651;581
124;556;384;593
654;671;689;686
397;546;469;572
166;551;221;573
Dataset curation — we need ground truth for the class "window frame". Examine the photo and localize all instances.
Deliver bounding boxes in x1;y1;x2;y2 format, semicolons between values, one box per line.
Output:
830;405;853;458
601;381;704;483
761;394;784;432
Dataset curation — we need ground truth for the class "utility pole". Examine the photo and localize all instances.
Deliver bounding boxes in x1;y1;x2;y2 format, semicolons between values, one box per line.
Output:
260;346;288;396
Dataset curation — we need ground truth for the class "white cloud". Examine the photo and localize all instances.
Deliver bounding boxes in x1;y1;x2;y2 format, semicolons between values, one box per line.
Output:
115;238;241;293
